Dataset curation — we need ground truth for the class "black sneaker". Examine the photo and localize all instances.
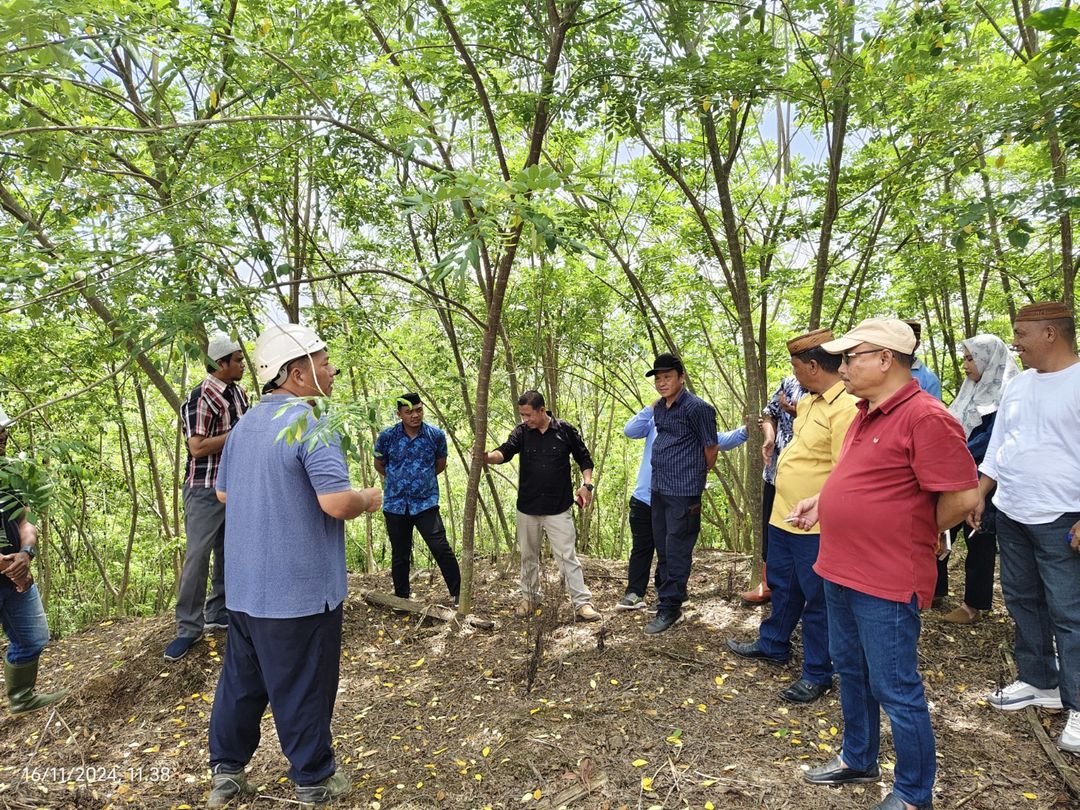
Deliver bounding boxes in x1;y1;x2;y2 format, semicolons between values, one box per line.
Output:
164;635;199;661
644;611;681;635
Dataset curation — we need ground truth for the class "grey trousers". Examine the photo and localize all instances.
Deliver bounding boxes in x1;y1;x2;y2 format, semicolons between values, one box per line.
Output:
517;509;592;608
176;485;227;638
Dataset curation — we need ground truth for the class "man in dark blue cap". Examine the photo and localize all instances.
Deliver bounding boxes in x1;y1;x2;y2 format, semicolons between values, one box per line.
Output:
643;353;718;634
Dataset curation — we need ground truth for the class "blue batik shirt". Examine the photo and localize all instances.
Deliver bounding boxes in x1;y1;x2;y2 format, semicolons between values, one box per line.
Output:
763;376;805;485
374;421;448;515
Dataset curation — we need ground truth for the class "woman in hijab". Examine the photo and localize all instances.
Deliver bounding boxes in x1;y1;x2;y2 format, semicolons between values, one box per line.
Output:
937;334;1020;623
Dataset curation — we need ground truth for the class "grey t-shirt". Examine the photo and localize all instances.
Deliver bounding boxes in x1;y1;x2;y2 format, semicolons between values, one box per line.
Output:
216;393;352;619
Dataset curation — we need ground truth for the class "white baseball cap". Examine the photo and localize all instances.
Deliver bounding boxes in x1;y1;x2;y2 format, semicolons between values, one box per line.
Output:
207;333;242;363
0;405;12;429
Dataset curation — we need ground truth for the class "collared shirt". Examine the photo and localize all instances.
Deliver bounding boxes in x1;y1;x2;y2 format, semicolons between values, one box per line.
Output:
911;360;942;400
180;374;249;488
650;388;718;497
374;421;448;515
763;377;805;485
981;363;1080;524
216;393;352;619
769;380;858;534
814;380;977;608
625;406;748;505
496;416;593;515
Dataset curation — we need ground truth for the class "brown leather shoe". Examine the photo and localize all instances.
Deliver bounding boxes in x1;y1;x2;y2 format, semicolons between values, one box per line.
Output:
575;604;601;623
739;563;771;606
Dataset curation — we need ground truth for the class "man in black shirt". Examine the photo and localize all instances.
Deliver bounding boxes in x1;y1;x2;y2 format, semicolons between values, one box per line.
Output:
483;391;600;622
0;406;68;715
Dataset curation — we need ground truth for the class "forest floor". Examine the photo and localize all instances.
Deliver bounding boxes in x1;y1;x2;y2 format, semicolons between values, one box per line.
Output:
0;551;1075;810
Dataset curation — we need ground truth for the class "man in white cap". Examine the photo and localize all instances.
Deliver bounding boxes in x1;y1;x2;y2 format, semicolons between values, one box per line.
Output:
0;406;69;715
790;318;979;810
165;333;249;661
206;323;381;808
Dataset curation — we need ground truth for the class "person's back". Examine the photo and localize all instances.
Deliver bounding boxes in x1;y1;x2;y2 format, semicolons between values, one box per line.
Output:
218;394;349;618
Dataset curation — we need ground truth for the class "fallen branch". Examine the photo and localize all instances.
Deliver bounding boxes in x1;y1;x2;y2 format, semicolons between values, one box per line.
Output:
359;590;495;630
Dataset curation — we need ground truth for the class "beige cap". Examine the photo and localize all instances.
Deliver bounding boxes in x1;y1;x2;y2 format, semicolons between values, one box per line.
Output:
821;318;917;355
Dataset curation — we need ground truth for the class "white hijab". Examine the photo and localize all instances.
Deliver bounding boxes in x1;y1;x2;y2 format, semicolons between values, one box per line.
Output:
948;334;1020;438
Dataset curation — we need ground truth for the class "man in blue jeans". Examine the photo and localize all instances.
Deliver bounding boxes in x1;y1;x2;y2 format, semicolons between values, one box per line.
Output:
374;393;460;606
641;353;718;635
789;319;979;810
974;301;1080;754
0;407;68;716
727;328;858;704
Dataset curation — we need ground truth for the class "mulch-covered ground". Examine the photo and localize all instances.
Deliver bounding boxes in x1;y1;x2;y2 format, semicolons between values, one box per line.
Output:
0;550;1075;809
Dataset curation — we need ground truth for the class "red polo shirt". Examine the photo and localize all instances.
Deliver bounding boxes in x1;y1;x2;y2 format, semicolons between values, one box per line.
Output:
814;380;977;608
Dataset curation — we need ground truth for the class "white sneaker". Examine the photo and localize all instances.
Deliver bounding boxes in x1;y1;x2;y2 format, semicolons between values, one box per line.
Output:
1059;710;1080;753
986;679;1063;711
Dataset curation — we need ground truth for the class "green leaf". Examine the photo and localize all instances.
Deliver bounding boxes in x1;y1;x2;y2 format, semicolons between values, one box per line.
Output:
1026;7;1080;31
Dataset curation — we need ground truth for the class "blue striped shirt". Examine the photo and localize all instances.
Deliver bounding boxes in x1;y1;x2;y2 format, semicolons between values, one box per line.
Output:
625;407;747;505
650;389;718;497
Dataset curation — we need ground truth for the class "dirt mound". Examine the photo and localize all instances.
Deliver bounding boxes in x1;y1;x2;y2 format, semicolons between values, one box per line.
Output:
0;555;1074;809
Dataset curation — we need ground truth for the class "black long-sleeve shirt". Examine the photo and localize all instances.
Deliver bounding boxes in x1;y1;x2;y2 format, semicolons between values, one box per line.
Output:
495;417;593;515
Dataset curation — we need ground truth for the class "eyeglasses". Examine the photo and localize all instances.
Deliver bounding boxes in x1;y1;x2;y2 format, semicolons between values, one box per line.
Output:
841;348;885;363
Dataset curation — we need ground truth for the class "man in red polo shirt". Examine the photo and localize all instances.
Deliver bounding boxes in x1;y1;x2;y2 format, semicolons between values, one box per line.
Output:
788;318;979;810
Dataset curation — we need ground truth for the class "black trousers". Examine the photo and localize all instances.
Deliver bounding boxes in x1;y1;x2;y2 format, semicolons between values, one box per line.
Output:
384;507;461;600
209;604;342;785
625;497;661;597
934;524;998;610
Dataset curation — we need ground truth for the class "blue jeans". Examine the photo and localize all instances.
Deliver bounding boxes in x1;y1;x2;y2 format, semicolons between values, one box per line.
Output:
825;581;935;807
651;492;702;613
0;581;51;665
997;511;1080;710
758;525;831;685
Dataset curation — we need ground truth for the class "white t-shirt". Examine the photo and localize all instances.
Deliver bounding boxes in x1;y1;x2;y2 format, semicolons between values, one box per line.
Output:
981;361;1080;524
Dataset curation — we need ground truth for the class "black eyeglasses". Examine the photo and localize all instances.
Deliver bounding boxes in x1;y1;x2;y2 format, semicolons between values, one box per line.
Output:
841;348;886;363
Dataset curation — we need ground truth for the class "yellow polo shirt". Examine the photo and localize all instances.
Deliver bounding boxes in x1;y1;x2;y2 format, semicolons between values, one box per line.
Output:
769;379;859;534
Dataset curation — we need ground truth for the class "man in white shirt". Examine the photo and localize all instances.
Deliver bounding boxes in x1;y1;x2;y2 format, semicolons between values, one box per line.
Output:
973;301;1080;755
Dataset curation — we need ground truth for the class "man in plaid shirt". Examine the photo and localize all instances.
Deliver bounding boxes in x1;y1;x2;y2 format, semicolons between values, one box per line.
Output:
165;334;250;661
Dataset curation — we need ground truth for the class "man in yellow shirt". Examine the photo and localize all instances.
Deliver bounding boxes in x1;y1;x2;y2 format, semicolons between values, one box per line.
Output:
727;328;859;703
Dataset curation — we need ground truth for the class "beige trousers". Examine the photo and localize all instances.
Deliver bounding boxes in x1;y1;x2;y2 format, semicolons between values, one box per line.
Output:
516;509;592;608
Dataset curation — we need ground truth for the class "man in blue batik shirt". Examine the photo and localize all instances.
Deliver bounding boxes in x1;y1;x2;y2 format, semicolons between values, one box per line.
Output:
374;393;461;605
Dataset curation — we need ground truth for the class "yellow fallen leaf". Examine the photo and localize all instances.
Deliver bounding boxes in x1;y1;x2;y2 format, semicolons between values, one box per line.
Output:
642;776;654;790
1023;793;1038;800
705;803;715;810
482;746;490;757
632;759;649;767
533;788;542;799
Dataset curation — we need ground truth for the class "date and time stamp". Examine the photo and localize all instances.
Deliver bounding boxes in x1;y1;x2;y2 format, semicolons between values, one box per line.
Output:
19;764;175;784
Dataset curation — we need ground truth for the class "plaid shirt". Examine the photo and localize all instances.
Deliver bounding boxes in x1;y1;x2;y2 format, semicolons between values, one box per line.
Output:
181;374;249;488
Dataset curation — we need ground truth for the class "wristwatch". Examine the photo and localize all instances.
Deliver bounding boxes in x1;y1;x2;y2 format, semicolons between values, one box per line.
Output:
20;546;36;561
583;483;595;492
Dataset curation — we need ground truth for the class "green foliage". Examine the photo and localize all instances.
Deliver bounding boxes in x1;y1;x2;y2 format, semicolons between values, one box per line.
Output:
0;0;1074;633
